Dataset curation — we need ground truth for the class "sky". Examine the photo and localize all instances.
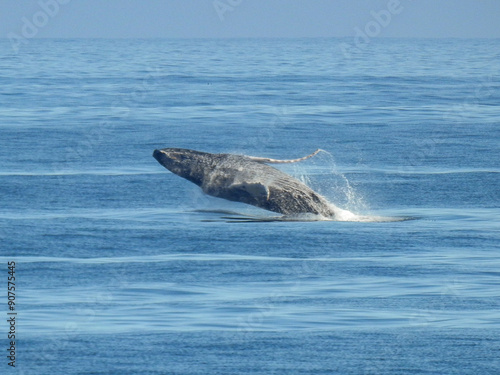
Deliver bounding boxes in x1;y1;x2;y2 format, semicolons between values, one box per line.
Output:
1;0;500;39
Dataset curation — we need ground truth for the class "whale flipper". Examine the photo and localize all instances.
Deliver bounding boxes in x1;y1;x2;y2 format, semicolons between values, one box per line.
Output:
247;149;321;164
229;182;270;201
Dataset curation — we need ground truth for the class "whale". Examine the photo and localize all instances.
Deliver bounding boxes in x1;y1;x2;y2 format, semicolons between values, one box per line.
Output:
153;148;336;218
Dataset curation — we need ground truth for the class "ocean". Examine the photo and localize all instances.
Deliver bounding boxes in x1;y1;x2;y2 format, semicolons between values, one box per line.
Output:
1;38;499;374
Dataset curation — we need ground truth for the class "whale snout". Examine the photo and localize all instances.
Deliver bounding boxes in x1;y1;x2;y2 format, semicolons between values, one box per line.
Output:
153;149;174;171
153;148;187;162
153;148;188;174
153;147;205;186
153;149;165;162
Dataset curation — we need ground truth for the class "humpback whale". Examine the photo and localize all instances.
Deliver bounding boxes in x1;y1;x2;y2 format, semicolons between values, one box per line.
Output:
153;148;336;218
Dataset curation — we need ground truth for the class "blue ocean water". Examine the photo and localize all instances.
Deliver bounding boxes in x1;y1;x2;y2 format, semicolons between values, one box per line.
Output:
1;38;499;374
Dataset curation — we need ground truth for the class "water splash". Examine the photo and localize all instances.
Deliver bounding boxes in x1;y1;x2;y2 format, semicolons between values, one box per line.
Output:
284;150;363;219
283;149;411;223
316;149;367;212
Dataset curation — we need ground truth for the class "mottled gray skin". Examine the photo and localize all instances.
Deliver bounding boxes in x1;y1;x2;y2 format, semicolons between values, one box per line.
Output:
153;148;335;217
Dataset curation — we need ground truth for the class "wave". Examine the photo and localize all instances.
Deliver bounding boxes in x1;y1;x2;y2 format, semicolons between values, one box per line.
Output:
0;208;177;220
196;208;414;223
0;169;162;177
0;253;346;264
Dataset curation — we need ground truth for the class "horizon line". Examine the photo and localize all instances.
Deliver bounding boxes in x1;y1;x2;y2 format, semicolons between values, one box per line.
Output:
2;36;500;40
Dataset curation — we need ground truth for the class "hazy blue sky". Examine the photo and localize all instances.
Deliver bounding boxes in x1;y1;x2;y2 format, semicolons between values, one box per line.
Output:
1;0;500;39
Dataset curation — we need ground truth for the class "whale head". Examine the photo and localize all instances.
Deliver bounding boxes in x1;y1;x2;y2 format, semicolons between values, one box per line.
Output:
153;148;213;186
